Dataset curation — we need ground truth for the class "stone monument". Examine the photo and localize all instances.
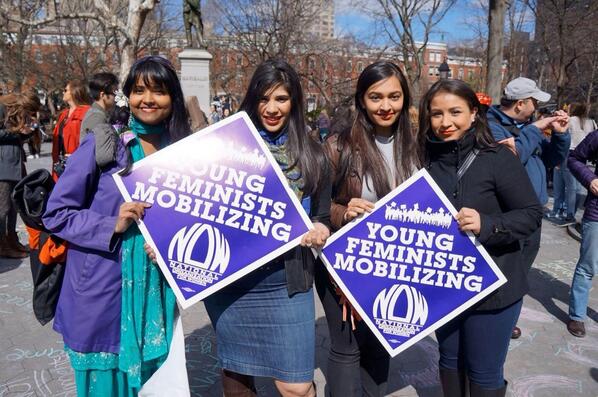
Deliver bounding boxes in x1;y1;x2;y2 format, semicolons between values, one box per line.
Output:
178;0;212;120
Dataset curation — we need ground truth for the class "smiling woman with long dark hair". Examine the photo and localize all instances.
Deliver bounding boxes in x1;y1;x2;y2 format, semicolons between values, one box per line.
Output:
418;79;542;397
43;56;191;396
203;59;331;397
318;60;419;396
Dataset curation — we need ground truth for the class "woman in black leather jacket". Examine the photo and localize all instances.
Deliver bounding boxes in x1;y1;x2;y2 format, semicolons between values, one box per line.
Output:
418;80;542;397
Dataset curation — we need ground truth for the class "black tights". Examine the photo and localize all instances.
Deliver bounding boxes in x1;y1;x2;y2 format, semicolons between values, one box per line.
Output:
0;181;17;238
315;264;390;397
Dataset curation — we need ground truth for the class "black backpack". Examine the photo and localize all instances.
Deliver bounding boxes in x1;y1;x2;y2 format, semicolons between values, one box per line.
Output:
12;169;66;325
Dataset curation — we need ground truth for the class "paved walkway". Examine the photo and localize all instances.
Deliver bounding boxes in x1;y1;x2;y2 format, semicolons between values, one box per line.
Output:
1;143;596;396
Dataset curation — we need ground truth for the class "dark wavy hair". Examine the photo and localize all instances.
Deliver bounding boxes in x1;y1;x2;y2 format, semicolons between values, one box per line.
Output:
239;59;327;196
418;79;496;160
331;61;419;198
120;56;191;175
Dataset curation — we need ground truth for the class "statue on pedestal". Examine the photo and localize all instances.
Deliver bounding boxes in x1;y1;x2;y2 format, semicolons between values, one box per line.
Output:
183;0;206;48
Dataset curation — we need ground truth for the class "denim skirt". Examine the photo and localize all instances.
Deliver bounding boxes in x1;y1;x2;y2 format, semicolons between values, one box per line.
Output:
203;260;315;382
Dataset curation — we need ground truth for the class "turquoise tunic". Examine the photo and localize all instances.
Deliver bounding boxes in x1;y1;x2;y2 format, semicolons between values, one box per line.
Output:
66;129;176;397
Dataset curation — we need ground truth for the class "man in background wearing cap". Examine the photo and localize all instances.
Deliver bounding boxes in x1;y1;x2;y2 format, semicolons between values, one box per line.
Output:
487;77;570;340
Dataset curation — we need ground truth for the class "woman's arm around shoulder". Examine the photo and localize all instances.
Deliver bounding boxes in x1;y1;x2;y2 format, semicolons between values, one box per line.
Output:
323;133;350;230
310;158;332;230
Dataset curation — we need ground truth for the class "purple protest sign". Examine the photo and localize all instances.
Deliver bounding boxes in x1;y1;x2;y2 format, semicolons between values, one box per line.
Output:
320;169;507;357
113;112;312;309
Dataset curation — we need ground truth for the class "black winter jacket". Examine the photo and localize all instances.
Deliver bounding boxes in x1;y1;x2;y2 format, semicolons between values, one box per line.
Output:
425;132;542;310
0;104;25;181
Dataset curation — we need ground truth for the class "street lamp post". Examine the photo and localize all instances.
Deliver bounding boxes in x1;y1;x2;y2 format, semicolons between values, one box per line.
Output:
438;60;450;79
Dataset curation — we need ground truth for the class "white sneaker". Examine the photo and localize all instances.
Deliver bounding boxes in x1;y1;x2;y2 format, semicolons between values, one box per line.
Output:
34;154;40;159
26;154;34;159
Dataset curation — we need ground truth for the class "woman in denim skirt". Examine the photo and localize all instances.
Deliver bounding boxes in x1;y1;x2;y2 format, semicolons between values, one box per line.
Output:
203;59;331;397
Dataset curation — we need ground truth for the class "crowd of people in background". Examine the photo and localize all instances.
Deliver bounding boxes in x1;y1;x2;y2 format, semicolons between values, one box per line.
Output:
1;55;597;397
208;94;235;125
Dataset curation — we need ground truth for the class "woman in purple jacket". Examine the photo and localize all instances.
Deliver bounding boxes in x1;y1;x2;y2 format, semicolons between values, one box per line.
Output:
43;56;190;396
566;129;598;338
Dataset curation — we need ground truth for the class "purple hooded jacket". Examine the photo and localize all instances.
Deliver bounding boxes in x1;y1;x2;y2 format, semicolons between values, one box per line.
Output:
568;130;598;222
43;134;126;353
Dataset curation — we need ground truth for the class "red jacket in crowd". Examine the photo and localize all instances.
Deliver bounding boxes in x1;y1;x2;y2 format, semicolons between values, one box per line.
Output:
51;105;90;181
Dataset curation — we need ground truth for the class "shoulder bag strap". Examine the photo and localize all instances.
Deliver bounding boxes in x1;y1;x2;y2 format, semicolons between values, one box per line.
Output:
457;149;479;181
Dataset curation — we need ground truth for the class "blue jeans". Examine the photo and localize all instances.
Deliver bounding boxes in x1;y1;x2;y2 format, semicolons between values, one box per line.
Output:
552;157;578;218
569;219;598;321
436;299;523;389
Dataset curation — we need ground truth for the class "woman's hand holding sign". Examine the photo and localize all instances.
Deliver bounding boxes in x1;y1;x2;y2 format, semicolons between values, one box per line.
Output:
343;198;375;223
455;207;481;235
114;202;151;233
301;222;330;249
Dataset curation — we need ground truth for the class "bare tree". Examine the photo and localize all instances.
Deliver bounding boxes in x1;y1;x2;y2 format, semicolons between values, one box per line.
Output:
207;0;372;109
209;0;323;64
0;0;162;80
358;0;457;98
571;44;598;111
485;0;507;102
525;0;598;106
503;0;531;82
297;35;389;108
0;0;40;90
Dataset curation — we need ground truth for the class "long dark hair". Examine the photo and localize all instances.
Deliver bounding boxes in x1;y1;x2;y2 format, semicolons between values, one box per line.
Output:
332;61;418;198
239;59;326;196
119;56;191;175
123;56;190;142
418;79;496;160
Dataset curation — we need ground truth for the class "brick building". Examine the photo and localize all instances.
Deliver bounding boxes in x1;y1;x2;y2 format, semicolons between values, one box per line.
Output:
2;27;499;110
207;38;500;109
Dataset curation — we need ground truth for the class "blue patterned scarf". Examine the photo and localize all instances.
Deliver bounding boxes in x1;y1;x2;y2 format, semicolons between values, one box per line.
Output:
258;128;311;215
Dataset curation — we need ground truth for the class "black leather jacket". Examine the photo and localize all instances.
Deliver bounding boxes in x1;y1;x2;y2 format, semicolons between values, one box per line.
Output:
284;166;332;296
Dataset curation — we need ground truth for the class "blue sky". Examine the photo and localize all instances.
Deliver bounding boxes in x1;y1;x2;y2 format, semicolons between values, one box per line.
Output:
335;0;491;45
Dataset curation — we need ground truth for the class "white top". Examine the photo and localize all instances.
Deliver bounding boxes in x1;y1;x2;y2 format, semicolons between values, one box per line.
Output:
361;135;396;202
569;116;597;149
